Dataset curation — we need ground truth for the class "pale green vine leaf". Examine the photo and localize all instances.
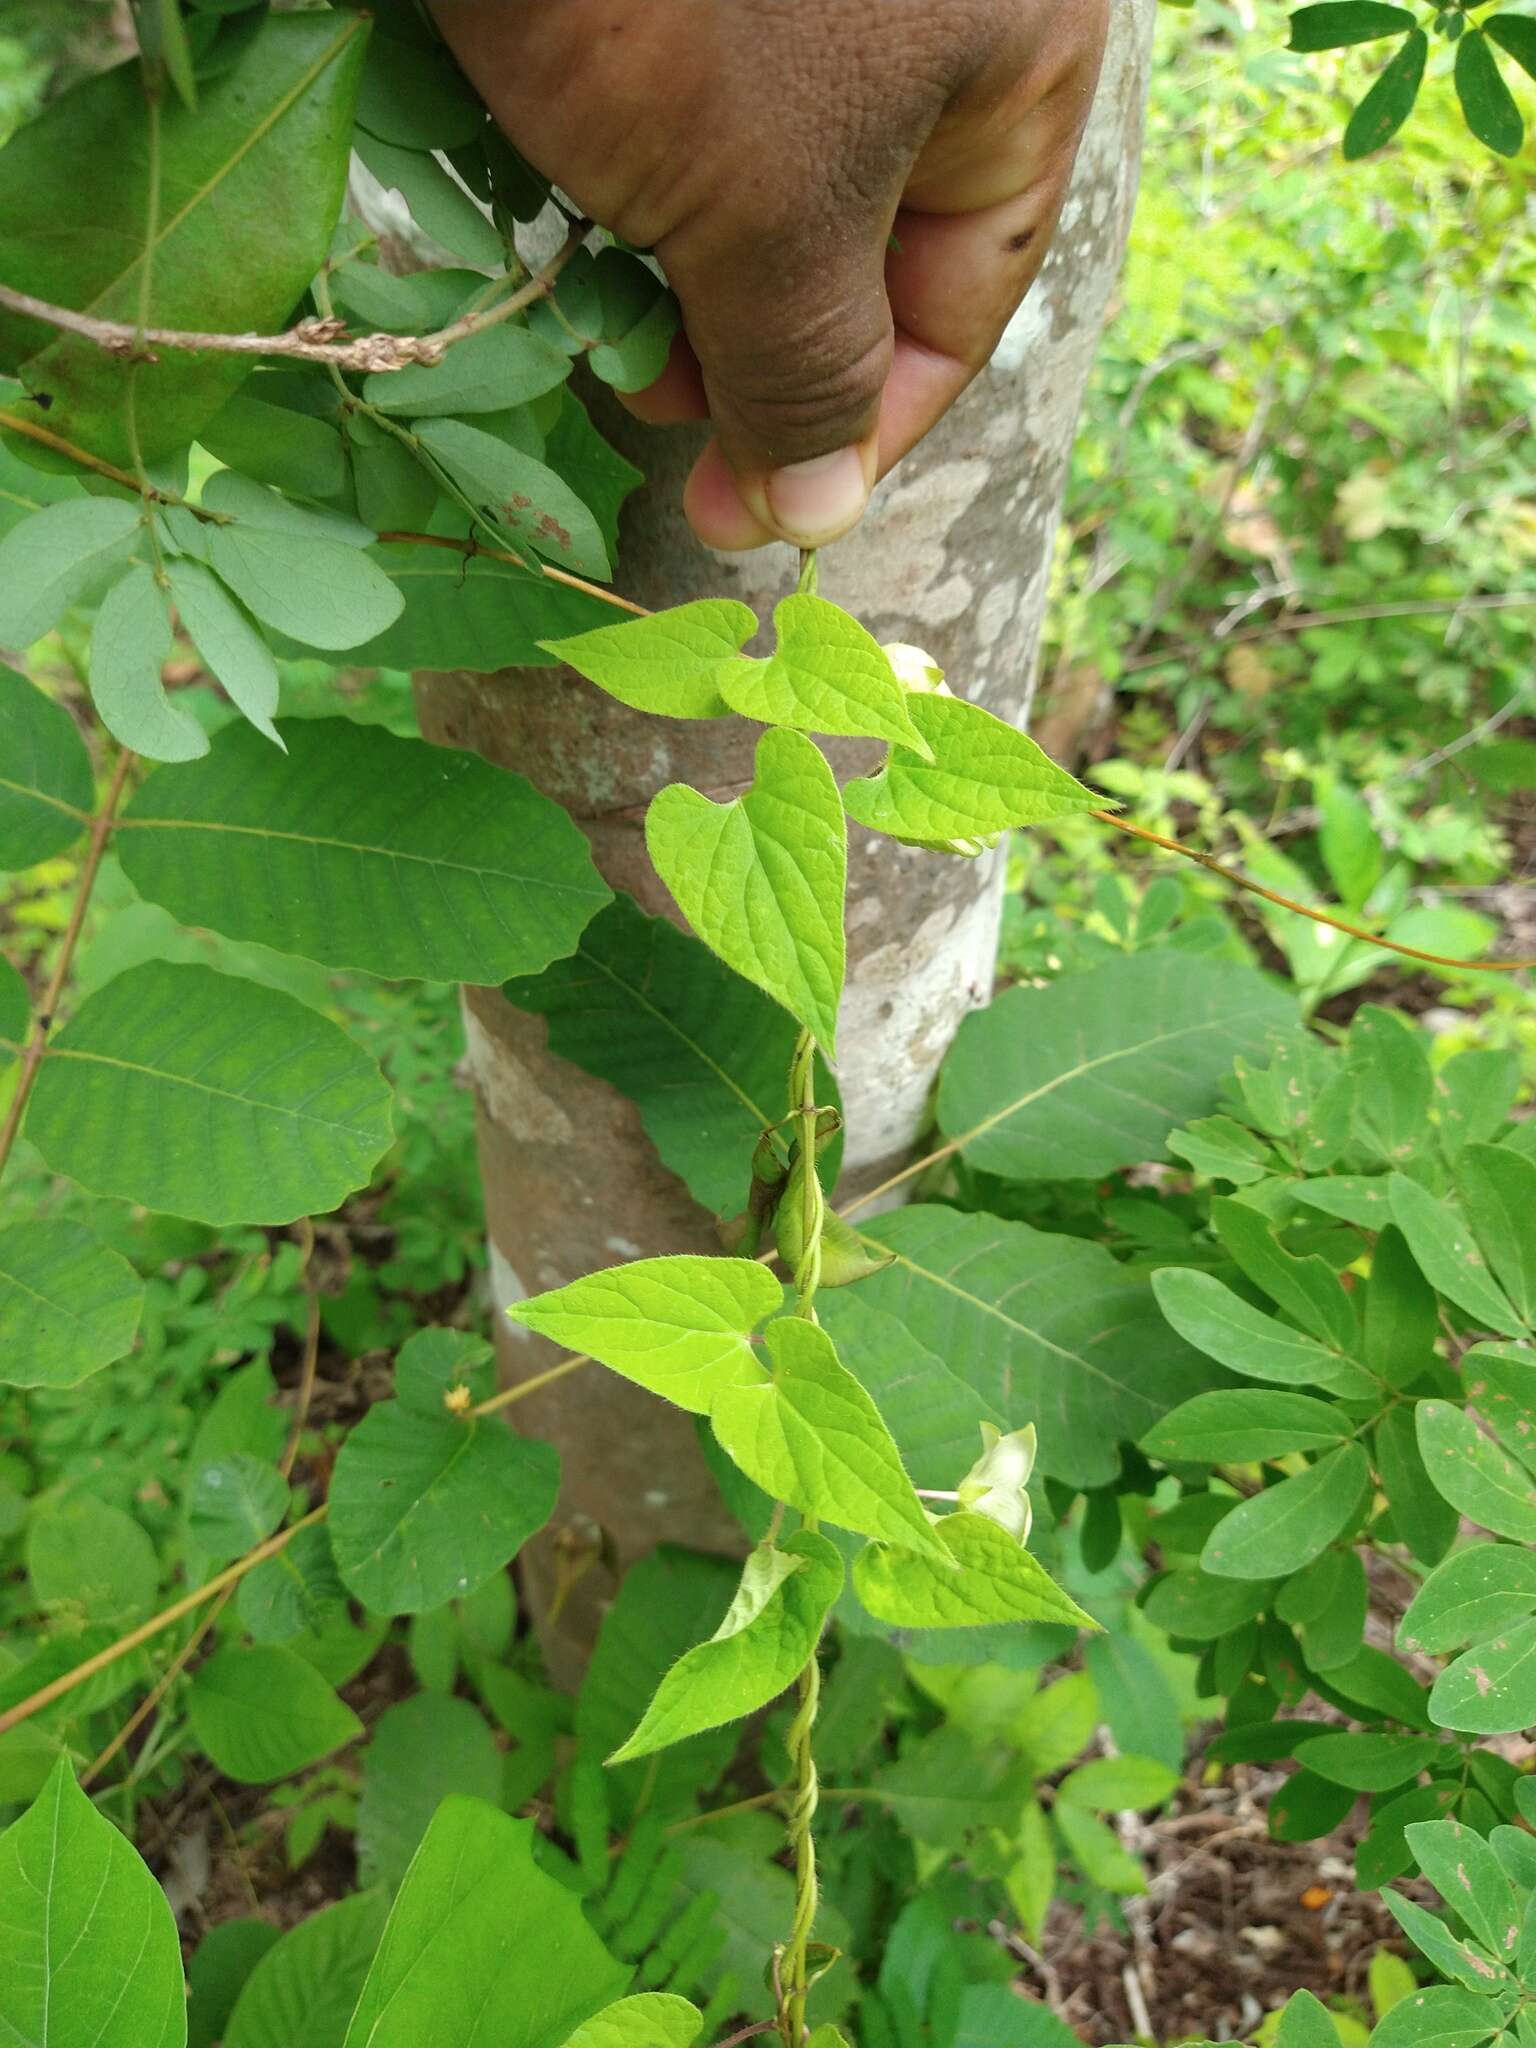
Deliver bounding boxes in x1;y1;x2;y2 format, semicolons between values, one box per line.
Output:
24;961;394;1225
558;1994;704;2048
0;1219;143;1390
342;1800;628;2048
118;717;611;984
843;691;1099;845
853;1510;1094;1631
0;497;141;649
541;598;758;719
709;1316;947;1559
610;1530;842;1762
91;564;209;763
716;593;930;754
505;1254;782;1413
647;727;847;1050
0;1759;187;2048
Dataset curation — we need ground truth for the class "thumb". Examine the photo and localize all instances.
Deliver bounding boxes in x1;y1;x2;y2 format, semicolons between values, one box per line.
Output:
659;200;894;548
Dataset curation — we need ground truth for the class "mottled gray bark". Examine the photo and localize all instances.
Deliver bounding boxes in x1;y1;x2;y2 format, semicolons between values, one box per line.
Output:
415;0;1157;1672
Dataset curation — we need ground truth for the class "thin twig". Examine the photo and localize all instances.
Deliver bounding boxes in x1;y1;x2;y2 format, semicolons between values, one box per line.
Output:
0;1346;589;1737
0;409;147;498
0;750;134;1180
81;1589;233;1788
0;222;589;375
0;1507;328;1739
1093;809;1535;972
375;529;650;617
1122;590;1536;676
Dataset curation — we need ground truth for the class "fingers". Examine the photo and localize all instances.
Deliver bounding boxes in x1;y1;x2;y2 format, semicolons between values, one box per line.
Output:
650;151;906;547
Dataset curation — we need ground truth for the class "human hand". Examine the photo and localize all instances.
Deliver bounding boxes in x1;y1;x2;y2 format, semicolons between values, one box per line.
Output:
431;0;1108;551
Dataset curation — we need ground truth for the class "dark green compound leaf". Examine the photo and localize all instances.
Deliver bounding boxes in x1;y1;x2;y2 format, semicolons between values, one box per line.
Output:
1201;1445;1371;1582
938;952;1296;1183
1376;1404;1459;1568
1357;1783;1460;1891
328;1403;560;1614
1455;30;1525;155
1400;1541;1536;1655
357;533;613;670
1416;1399;1536;1543
1269;1769;1357;1843
504;892;840;1217
1289;3;1415;49
118;718;611;985
0;1219;143;1390
1292;1731;1444;1792
1142;1566;1276;1640
1487;12;1536;81
362;326;570;419
1456;1147;1536;1329
1382;1893;1514;1999
223;1893;388;2048
1276;1546;1368;1672
187;1645;361;1784
1343;29;1428;159
1431;1617;1536;1735
415;415;612;580
24;962;394;1225
0;13;368;464
1404;1818;1521;1962
0;669;93;866
1392;1171;1528;1337
1142;1389;1351;1463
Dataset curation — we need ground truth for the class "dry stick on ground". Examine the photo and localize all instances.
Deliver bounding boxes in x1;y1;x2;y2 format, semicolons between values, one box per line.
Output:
0;749;134;1179
0;222;589;374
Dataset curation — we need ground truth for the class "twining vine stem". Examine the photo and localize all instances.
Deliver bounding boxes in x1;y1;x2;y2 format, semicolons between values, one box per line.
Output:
780;1014;827;2045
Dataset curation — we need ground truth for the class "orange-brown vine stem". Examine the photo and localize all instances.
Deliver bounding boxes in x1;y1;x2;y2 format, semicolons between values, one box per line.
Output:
0;1353;592;1741
375;529;651;617
0;750;135;1180
0;1509;329;1740
0;409;148;494
1094;810;1536;973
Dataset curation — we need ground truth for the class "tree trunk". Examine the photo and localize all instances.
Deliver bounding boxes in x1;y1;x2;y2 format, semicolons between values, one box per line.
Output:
415;0;1157;1675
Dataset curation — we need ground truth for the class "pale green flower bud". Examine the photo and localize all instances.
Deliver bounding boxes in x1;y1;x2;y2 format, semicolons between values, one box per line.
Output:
956;1422;1038;1544
881;641;950;696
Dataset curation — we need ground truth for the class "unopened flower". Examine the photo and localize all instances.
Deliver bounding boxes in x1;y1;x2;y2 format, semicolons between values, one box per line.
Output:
881;641;950;696
956;1422;1038;1544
